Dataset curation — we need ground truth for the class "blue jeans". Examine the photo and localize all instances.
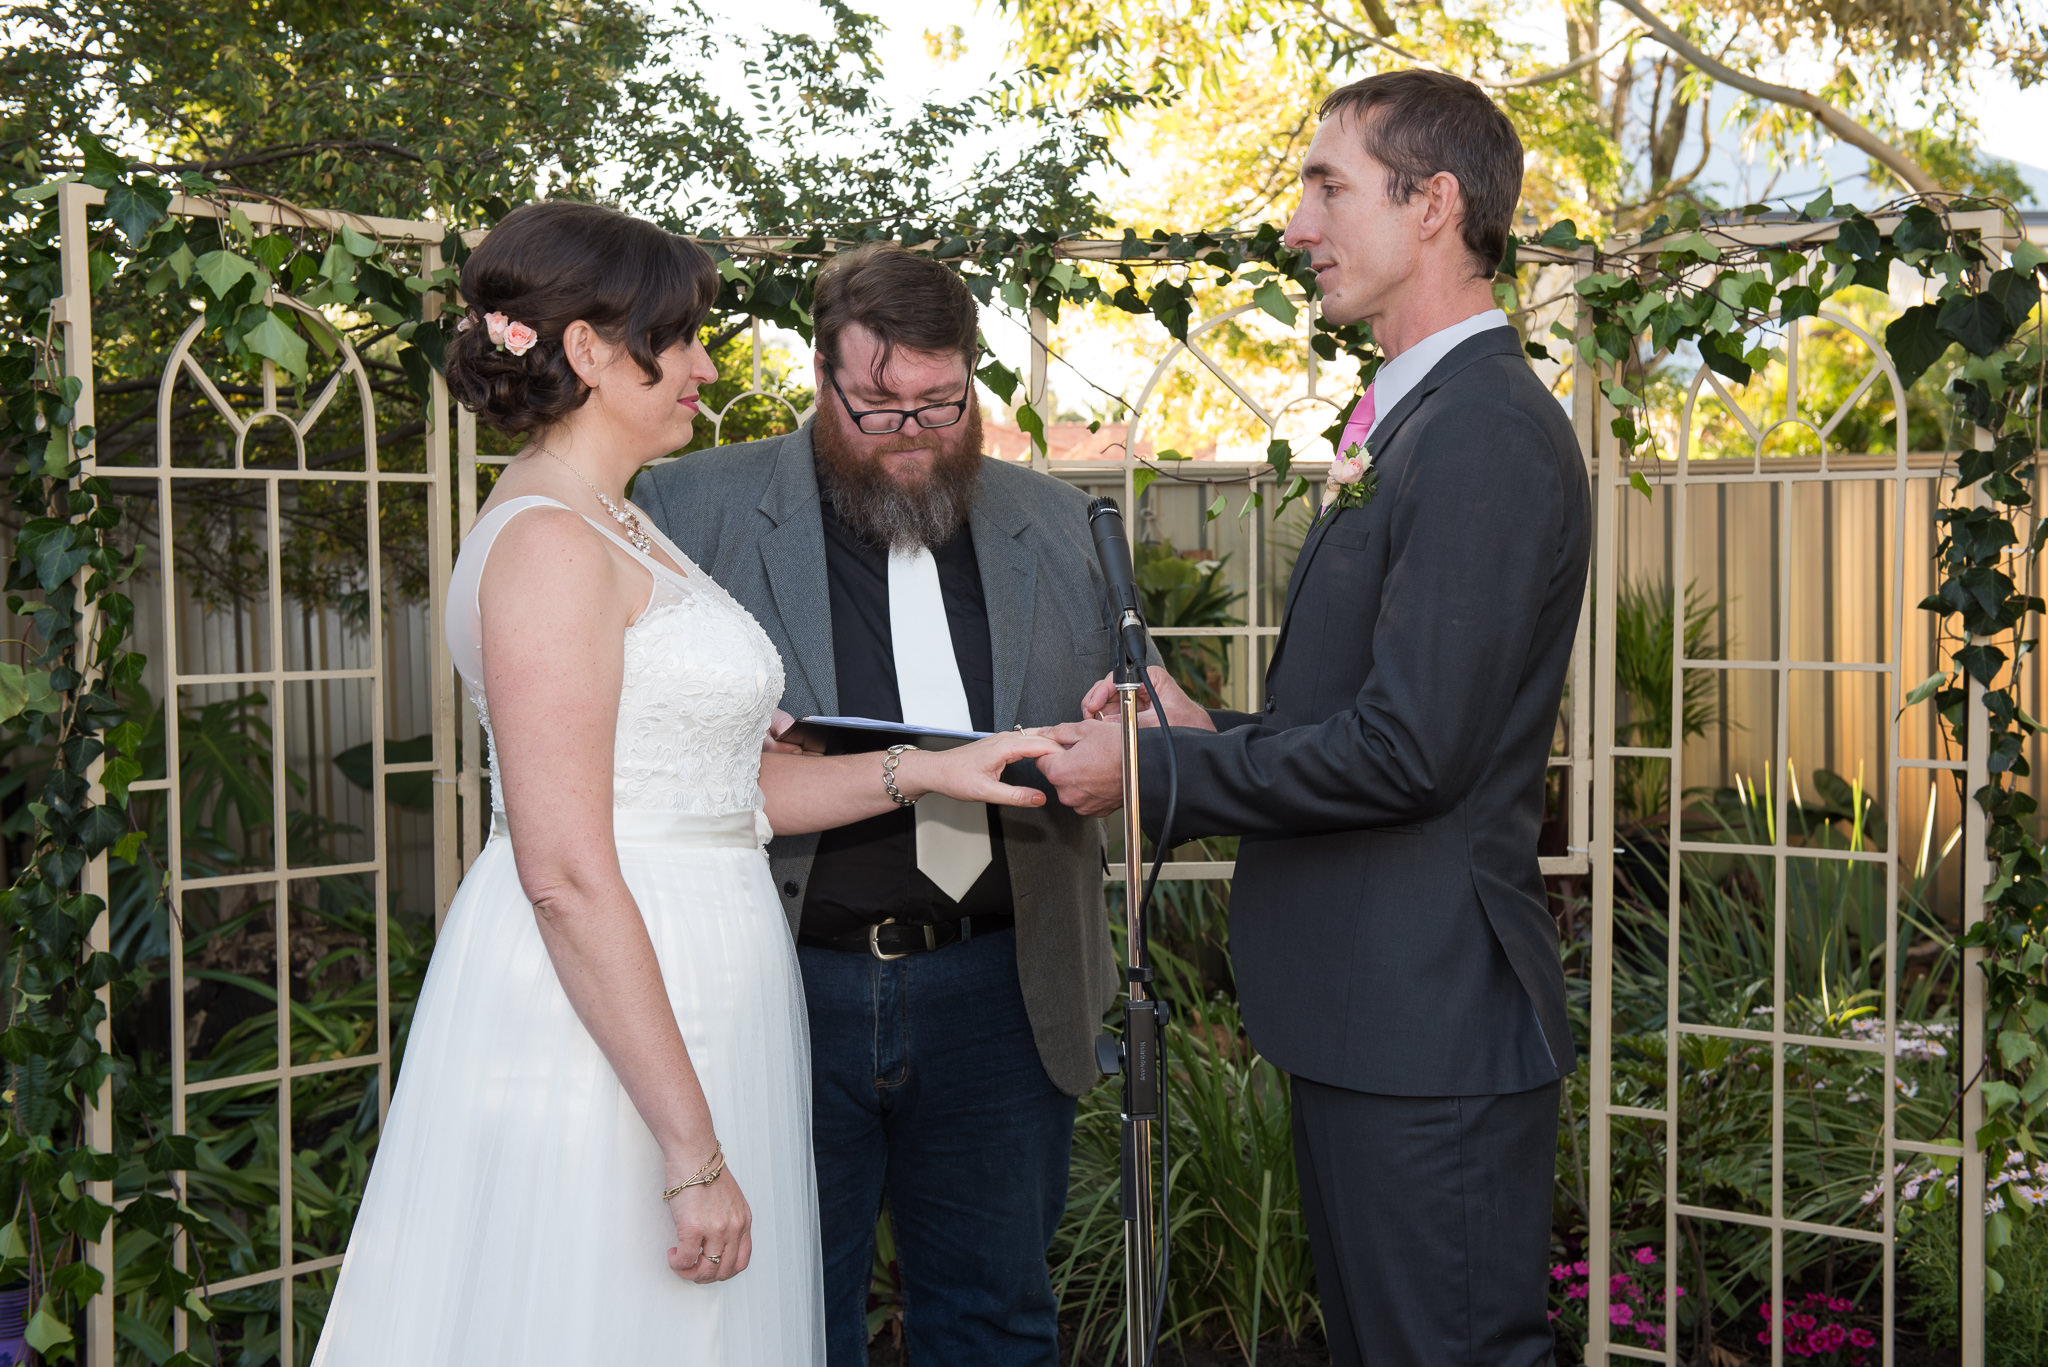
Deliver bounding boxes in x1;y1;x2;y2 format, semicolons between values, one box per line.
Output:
798;926;1075;1367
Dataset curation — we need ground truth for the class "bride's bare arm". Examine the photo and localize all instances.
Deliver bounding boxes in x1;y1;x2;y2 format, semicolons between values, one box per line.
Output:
758;730;1059;836
479;507;747;1281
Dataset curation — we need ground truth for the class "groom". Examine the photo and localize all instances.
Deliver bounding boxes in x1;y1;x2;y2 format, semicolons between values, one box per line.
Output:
1042;70;1589;1365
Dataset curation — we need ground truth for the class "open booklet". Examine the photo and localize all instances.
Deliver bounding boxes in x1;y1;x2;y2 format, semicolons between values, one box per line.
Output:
795;715;987;752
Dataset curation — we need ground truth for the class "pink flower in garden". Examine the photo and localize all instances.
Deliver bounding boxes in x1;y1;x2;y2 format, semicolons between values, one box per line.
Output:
1633;1247;1657;1265
503;321;538;356
1610;1304;1633;1326
1850;1328;1876;1348
484;312;509;346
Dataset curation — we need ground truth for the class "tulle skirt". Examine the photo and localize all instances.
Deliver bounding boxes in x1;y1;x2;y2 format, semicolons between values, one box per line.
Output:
311;809;823;1366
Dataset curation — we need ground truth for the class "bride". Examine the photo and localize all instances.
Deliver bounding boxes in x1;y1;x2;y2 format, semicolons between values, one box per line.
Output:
310;201;1057;1366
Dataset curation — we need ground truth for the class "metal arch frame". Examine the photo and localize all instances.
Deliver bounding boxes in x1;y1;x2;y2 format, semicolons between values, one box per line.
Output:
56;184;454;1367
1584;283;1993;1365
42;202;2000;1363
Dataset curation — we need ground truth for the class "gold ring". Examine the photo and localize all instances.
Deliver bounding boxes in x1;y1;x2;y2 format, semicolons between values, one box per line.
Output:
706;1253;721;1265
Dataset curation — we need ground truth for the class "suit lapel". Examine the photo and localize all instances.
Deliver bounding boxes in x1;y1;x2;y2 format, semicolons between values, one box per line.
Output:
756;426;837;715
1262;329;1524;699
969;469;1036;730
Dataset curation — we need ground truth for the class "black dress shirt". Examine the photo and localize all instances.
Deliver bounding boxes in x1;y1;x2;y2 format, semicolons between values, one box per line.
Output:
801;500;1015;936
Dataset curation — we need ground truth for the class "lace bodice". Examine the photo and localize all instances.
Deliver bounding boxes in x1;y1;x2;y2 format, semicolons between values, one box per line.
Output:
446;496;784;818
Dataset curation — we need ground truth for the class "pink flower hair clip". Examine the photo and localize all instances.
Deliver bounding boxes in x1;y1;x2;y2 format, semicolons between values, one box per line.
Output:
456;310;538;357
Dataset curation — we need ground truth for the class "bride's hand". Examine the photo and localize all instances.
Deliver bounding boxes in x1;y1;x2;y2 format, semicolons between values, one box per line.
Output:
664;1155;752;1284
893;732;1060;808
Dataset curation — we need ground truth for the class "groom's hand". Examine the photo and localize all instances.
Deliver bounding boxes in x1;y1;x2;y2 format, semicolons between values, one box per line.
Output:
1080;666;1217;731
1038;719;1126;816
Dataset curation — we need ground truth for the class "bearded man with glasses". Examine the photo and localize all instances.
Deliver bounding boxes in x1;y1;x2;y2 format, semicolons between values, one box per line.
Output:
637;243;1123;1367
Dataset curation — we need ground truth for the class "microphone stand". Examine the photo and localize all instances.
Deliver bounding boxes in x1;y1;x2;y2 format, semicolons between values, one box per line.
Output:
1087;495;1170;1367
1112;646;1162;1367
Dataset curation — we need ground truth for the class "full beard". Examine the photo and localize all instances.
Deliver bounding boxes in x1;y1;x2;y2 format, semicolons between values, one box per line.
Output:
813;401;985;551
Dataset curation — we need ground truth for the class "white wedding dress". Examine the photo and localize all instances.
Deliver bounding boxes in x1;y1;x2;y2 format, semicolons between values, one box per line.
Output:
312;495;824;1365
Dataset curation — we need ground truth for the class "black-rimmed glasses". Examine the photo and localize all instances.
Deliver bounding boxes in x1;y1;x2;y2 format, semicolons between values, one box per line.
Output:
824;358;977;435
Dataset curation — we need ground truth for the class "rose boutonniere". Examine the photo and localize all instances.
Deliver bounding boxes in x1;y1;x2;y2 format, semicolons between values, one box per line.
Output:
1323;442;1379;513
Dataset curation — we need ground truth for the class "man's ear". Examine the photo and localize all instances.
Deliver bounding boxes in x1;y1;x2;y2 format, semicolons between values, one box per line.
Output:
1416;171;1465;244
561;320;609;388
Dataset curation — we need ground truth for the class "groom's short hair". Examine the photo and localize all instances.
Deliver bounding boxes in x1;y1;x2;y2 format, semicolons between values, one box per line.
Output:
813;243;979;390
1318;70;1523;279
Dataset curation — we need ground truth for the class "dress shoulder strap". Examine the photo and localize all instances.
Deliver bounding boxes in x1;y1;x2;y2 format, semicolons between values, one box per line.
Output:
444;496;574;687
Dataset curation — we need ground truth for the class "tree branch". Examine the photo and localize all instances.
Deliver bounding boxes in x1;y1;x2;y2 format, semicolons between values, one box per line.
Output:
1609;0;1941;196
138;139;423;174
1300;0;1642;89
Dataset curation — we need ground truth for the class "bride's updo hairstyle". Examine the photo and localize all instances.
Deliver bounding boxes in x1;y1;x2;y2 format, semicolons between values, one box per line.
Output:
445;201;718;435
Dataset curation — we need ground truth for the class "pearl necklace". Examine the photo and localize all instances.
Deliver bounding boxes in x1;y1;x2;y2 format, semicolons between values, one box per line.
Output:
537;446;652;556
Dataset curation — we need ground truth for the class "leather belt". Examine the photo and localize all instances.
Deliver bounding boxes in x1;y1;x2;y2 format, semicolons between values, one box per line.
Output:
798;914;1014;961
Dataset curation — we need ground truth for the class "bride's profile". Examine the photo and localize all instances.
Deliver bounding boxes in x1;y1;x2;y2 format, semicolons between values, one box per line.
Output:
310;201;1056;1366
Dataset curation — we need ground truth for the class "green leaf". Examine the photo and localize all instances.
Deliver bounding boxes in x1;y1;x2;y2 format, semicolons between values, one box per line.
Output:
241;309;308;376
2012;238;2047;273
0;1219;26;1259
1884;303;1949;387
1265;438;1293;481
338;224;381;258
167;243;195;285
1629;469;1653;500
1662;232;1719;261
1893;204;1949;254
0;662;32;724
77;130;127;189
1013;399;1046;458
194;249;256;299
25;1299;74;1353
1937;292;2013;357
1902;671;1948;709
1983;1080;2022;1113
104;181;170;244
1998;1028;2041;1068
1986;267;2042;328
1833;213;1883;260
1799;187;1835;221
1133;467;1158;500
1777;284;1821;324
1251;279;1296;326
1205;493;1225;522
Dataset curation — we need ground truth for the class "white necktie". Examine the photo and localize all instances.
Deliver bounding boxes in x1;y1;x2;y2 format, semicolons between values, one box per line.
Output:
887;546;992;902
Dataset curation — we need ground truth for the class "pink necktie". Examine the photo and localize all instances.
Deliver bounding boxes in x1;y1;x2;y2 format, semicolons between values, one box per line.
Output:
1337;383;1376;456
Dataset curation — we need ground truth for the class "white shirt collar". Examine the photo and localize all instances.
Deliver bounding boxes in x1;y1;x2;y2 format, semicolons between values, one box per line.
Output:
1364;308;1513;439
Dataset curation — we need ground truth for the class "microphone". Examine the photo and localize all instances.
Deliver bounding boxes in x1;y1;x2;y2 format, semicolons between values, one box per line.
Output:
1087;497;1150;670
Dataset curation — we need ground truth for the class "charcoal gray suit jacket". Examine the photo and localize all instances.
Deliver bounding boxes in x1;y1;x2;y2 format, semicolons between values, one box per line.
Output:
635;424;1122;1096
1140;328;1588;1097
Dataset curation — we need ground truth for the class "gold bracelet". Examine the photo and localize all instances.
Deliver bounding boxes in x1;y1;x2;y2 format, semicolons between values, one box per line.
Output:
882;744;919;807
661;1141;725;1201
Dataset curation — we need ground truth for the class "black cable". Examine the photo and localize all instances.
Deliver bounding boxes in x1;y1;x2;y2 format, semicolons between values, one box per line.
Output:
1136;666;1178;1367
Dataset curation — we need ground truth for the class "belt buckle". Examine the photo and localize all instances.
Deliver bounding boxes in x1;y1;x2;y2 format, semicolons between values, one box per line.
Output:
869;918;911;961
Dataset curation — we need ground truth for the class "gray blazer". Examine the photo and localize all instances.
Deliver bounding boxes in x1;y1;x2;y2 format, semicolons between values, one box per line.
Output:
1139;329;1589;1098
636;424;1122;1096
